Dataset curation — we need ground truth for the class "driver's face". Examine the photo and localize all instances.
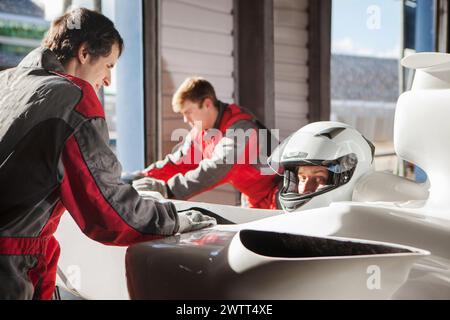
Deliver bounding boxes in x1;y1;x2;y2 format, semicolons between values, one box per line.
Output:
297;166;329;195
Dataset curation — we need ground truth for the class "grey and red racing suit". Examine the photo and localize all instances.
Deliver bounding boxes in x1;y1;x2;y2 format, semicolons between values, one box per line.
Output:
142;102;281;209
0;48;180;299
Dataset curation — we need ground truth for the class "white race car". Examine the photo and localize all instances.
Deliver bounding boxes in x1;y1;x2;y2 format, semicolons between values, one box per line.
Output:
55;53;450;300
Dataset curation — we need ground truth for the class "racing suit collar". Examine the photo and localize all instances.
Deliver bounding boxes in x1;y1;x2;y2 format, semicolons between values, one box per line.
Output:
18;47;66;73
212;100;228;130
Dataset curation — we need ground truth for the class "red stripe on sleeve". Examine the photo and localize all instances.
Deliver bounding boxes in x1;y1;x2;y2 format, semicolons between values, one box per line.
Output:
60;135;161;246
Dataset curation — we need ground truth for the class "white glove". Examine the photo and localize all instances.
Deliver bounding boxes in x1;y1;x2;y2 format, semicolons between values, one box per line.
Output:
121;170;145;184
132;177;168;198
142;159;166;173
177;210;217;234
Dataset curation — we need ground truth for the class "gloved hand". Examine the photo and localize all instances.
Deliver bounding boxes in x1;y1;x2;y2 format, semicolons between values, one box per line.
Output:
132;177;169;198
142;159;166;174
177;210;217;234
121;170;145;184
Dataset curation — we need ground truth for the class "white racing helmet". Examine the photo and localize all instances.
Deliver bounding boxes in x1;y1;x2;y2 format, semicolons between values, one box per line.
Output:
269;122;375;212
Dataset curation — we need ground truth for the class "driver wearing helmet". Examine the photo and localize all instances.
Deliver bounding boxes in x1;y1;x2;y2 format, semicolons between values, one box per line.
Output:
269;121;375;212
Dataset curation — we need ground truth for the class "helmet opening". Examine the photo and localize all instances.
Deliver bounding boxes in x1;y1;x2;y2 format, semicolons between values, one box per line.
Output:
279;153;358;212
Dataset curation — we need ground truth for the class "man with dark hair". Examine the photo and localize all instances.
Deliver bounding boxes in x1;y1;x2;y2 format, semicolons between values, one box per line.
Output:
42;8;124;66
131;77;281;209
0;8;215;300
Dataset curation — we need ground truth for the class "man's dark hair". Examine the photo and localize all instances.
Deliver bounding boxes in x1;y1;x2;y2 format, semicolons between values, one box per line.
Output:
42;7;124;65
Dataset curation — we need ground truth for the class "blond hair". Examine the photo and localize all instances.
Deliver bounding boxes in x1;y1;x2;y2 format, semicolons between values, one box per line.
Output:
172;77;218;112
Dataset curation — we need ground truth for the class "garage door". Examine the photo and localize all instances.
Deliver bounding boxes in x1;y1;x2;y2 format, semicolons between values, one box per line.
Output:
160;0;237;205
274;0;310;140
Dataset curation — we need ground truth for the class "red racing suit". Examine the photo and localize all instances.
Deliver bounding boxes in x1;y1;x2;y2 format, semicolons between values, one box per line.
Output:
0;48;180;299
143;102;281;209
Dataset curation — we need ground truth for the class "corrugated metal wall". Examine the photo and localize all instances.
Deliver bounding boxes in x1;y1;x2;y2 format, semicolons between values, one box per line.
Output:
160;0;237;205
274;0;310;140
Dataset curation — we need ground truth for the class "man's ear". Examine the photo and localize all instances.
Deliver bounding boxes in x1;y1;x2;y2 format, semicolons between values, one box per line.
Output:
203;98;213;109
76;43;90;65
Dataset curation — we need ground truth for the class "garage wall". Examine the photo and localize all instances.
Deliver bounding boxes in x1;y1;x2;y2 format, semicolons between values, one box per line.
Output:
160;0;237;205
273;0;310;140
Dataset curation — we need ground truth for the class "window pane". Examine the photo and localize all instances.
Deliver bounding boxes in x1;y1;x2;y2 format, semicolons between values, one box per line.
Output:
331;0;402;174
106;0;145;172
0;1;49;70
